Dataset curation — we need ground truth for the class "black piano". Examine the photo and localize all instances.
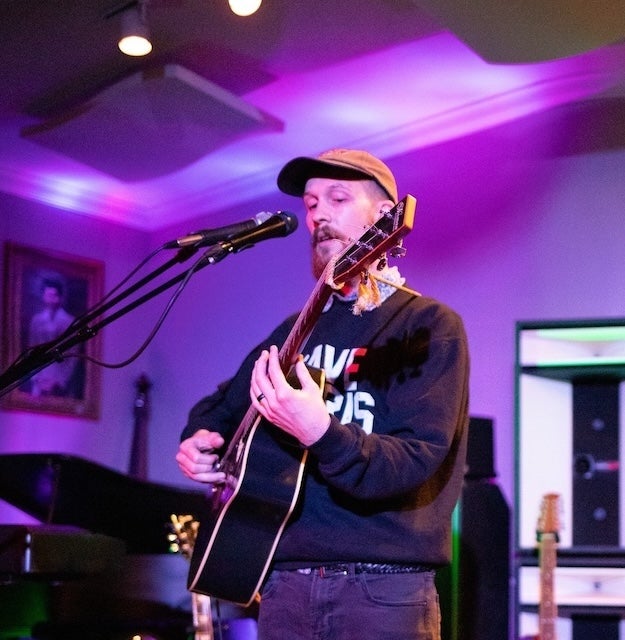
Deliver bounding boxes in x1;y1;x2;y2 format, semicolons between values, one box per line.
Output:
0;452;209;555
0;453;257;640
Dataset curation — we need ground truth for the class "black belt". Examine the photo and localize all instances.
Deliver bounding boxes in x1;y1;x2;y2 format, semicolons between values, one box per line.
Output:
294;562;433;577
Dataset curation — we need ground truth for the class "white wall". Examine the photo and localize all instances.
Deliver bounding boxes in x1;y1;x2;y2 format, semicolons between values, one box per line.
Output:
1;104;625;531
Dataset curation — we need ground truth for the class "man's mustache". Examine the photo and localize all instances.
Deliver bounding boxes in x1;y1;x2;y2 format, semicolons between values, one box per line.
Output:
312;225;344;246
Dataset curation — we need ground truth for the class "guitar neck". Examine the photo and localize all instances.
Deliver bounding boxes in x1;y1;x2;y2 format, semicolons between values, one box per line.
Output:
224;275;334;458
538;534;557;640
278;276;334;366
192;592;214;640
168;515;214;639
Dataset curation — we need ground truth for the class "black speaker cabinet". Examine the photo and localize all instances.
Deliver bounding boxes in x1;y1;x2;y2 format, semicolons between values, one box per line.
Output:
438;416;510;640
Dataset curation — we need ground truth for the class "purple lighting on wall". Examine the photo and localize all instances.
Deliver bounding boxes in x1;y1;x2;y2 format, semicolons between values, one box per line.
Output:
1;33;624;228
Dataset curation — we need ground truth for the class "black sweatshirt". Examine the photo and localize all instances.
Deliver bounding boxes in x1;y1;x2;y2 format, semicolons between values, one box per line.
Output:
181;287;470;568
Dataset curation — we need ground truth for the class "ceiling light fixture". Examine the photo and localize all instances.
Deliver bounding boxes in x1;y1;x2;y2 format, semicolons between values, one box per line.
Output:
228;0;262;17
118;1;152;57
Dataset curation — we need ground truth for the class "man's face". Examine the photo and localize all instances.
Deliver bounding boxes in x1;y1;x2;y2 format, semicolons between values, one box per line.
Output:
42;286;62;309
303;177;391;279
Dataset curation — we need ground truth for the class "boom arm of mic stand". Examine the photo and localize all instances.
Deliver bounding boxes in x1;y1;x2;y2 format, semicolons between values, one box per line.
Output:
0;245;222;397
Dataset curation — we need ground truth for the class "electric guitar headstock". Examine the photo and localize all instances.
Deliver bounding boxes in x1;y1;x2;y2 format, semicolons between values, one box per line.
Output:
168;513;199;560
536;493;561;542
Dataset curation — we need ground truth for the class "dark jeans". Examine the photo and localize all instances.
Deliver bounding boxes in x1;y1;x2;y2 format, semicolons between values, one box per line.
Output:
257;567;441;639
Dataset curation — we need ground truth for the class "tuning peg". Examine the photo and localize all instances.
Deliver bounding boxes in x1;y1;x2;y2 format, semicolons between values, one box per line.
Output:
389;244;407;258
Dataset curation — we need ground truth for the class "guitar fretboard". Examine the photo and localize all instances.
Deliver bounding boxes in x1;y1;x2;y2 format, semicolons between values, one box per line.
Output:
539;533;557;640
222;274;334;464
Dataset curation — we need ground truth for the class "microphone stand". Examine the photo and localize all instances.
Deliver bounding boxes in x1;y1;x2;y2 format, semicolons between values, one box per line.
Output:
0;241;243;397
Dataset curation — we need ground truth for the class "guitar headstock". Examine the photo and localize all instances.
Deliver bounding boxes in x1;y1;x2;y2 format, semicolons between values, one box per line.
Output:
328;194;416;287
536;493;561;540
168;513;199;560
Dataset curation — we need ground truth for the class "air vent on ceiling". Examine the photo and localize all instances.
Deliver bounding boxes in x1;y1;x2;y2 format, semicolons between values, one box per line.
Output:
21;64;283;182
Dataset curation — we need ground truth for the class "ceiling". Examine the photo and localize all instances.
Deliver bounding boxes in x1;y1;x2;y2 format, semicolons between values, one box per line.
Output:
1;0;625;230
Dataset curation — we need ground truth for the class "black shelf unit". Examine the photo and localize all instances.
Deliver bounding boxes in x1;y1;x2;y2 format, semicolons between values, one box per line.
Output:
515;318;625;640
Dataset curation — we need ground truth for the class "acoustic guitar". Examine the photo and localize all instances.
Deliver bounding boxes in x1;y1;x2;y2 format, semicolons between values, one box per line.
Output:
187;194;417;605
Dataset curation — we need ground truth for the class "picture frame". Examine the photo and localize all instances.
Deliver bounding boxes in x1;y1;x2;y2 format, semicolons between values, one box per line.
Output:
1;242;104;419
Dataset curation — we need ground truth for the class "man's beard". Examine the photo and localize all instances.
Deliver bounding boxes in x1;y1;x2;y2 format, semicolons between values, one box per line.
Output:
311;250;327;280
311;225;345;279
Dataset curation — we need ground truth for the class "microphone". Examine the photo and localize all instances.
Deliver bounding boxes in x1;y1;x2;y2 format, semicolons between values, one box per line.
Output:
164;211;274;249
205;211;298;262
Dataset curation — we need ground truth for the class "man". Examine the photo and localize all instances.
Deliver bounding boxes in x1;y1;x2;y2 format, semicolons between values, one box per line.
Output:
177;148;470;639
28;278;78;397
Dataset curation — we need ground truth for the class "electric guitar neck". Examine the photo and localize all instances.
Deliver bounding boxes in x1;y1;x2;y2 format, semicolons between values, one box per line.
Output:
536;493;561;640
169;514;214;640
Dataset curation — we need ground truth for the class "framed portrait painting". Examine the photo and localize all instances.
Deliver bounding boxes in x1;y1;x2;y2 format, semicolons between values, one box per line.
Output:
1;242;104;418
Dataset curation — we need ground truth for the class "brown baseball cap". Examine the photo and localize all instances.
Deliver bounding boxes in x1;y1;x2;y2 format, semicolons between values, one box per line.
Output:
277;148;398;203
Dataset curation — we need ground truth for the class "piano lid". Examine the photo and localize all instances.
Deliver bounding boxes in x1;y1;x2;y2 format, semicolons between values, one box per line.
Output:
0;453;209;554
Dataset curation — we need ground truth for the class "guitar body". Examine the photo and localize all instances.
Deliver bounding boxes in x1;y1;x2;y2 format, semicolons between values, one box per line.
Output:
186;195;417;606
188;415;308;605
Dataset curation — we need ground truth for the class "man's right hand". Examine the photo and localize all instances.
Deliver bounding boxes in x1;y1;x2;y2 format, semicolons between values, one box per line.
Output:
176;429;226;484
